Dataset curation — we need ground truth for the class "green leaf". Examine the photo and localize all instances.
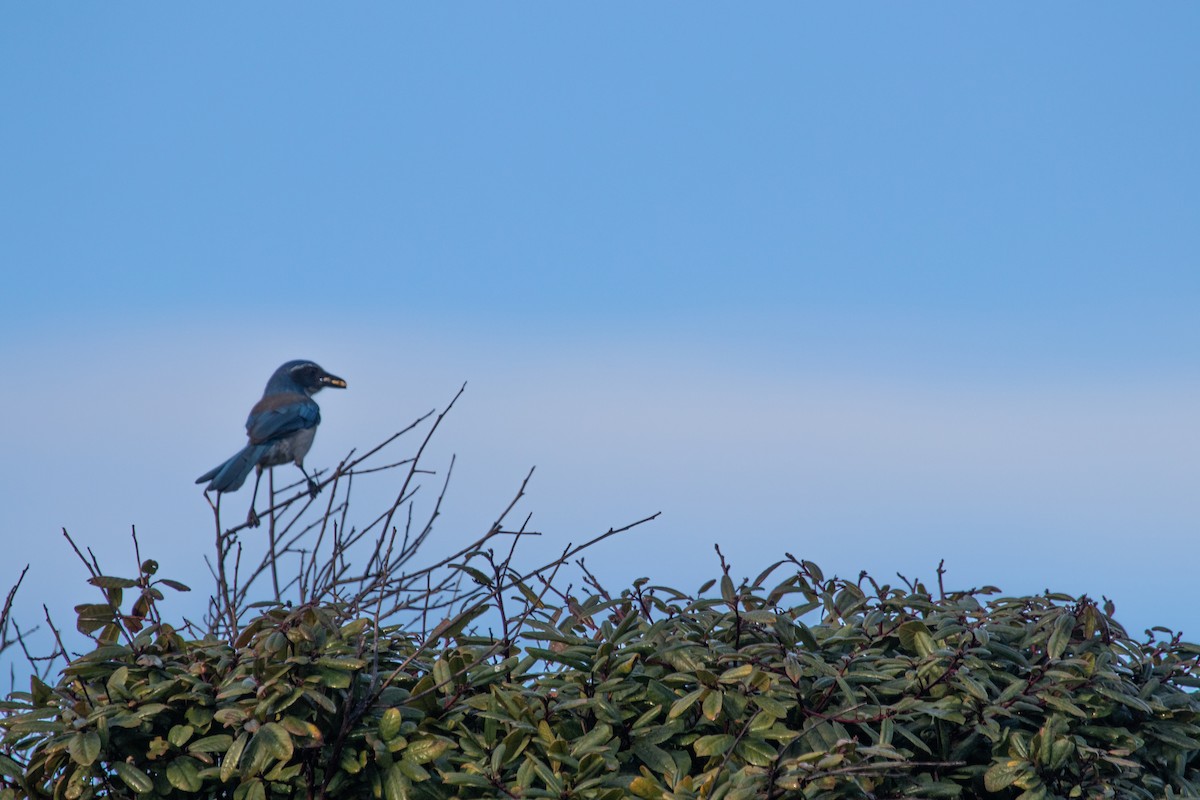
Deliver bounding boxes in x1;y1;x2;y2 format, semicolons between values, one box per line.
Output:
576;721;614;751
1016;783;1049;800
432;659;452;687
314;666;352;689
532;754;565;792
429;603;490;641
633;741;676;779
67;732;101;767
720;575;736;604
243;723;293;776
339;748;363;775
378;707;402;741
668;688;704;719
702;690;723;721
233;779;266;800
255;722;294;761
224;734;249;782
790;620;820;650
912;779;965;798
188;734;233;754
1095;685;1154;714
753;694;789;718
30;674;52;705
166;757;203;792
1148;726;1200;750
735;737;776;767
693;734;736;757
955;673;989;702
449;564;493;587
397;755;431;782
383;762;411;800
185;707;214;728
898;620;935;657
893;722;933;755
0;754;24;780
113;762;154;794
214;707;249;728
443;771;493;788
406;738;450;764
74;603;117;635
168;724;195;748
1048;613;1075;660
88;576;138;589
984;759;1027;792
629;775;664;799
1038;693;1088;719
513;580;542;607
280;716;322;741
719;665;754;683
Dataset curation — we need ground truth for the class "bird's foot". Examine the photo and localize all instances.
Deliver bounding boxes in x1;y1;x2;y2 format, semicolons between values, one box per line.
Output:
247;508;261;528
307;478;321;499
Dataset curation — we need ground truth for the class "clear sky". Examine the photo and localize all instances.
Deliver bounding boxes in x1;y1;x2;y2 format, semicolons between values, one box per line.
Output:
1;5;1197;652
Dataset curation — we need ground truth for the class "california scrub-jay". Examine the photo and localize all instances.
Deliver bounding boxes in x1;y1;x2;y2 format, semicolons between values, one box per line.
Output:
197;360;347;526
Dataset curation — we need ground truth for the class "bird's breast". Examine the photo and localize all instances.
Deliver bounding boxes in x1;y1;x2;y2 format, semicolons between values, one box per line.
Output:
259;427;318;468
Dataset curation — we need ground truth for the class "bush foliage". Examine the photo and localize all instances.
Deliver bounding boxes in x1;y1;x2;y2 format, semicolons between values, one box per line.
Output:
2;555;1200;800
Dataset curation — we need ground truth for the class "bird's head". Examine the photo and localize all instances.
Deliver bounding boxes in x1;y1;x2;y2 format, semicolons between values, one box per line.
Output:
267;360;348;396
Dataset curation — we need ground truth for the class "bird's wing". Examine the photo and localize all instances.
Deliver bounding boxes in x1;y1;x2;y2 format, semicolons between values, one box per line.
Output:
245;392;321;444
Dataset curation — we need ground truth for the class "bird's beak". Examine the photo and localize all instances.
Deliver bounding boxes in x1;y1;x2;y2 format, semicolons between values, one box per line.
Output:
322;372;348;389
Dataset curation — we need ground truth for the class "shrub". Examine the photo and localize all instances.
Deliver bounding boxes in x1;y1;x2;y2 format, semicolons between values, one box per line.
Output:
5;556;1200;799
2;397;1198;799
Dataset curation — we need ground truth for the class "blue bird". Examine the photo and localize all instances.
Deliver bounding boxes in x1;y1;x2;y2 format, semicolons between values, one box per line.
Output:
197;360;347;526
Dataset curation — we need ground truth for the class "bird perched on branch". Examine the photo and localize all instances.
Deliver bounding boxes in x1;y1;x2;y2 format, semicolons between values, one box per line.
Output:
197;360;347;527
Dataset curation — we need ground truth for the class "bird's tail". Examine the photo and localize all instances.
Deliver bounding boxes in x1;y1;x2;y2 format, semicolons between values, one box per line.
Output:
196;444;268;493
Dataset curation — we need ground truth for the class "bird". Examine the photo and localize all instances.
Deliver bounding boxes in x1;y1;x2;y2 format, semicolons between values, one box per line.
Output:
197;360;347;527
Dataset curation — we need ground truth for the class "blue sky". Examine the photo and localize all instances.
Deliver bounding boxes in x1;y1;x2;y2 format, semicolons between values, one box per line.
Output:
1;5;1197;651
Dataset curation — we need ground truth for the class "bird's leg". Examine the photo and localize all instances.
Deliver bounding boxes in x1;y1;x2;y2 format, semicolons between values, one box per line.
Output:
247;468;263;528
297;464;320;499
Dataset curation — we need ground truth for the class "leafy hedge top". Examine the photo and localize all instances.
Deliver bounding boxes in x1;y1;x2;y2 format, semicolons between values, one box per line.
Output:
2;557;1199;800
